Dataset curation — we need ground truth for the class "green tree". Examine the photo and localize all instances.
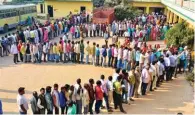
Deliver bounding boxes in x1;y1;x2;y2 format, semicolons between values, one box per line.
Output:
93;0;105;8
104;0;141;20
165;21;194;49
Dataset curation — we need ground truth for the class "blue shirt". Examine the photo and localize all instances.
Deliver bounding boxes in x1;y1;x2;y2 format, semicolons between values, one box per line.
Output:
136;51;140;62
108;48;112;57
95;48;100;56
169;55;176;67
59;92;66;107
0;100;2;114
180;53;186;60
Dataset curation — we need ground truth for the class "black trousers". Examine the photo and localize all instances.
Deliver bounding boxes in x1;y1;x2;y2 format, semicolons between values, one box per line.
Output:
170;67;175;80
19;52;23;62
141;82;148;95
165;66;170;81
47;109;53;114
54;107;59;114
61;106;66;114
89;99;94;114
113;91;124;112
114;57;117;68
13;54;18;63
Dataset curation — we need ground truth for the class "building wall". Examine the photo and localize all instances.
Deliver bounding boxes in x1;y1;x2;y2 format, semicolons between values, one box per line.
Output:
130;2;164;13
42;0;93;18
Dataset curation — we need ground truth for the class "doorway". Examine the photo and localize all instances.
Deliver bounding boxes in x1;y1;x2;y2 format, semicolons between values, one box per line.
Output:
47;5;53;17
80;6;86;13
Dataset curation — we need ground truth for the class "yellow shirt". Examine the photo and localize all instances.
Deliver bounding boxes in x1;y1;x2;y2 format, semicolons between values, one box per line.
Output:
85;45;91;55
58;44;63;53
91;46;96;56
114;81;122;94
21;46;26;55
53;46;57;54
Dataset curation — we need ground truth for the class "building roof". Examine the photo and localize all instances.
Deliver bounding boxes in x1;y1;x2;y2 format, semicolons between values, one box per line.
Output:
0;4;35;10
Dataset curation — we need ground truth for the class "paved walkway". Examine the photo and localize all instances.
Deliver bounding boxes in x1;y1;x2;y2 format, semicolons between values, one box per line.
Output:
0;38;194;114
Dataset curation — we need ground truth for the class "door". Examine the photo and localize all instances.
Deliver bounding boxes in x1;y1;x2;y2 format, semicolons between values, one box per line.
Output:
40;4;43;13
80;6;86;13
47;5;53;17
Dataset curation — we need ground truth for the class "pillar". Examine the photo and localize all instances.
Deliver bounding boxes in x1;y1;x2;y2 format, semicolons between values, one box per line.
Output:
169;11;173;24
173;13;178;23
164;8;167;15
146;7;149;14
166;10;170;23
178;17;183;23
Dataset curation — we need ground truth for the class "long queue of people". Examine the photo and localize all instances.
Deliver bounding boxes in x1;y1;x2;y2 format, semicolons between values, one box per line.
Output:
1;12;170;58
15;38;194;114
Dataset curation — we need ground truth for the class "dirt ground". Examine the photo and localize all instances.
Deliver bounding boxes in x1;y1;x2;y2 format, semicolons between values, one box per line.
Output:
0;37;194;114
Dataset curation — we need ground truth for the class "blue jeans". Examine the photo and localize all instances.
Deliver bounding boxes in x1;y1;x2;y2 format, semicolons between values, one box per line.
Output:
49;54;54;61
55;54;59;62
47;53;50;61
129;84;134;98
86;55;89;64
103;93;109;110
80;52;84;63
123;59;128;70
117;59;122;69
38;51;42;63
95;100;102;114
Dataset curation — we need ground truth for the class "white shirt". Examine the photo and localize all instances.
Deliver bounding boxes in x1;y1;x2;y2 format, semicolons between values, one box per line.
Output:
43;45;47;53
112;73;119;82
33;45;38;54
11;44;18;54
114;48;118;57
82;89;89;107
74;84;83;100
75;44;80;53
17;94;29;112
124;31;129;37
164;57;170;67
139;54;145;63
117;48;122;60
63;43;67;53
107;81;113;91
158;61;165;76
123;49;128;60
26;30;30;38
141;68;150;83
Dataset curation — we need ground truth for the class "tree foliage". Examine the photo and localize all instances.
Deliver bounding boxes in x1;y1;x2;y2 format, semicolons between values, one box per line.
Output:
165;21;194;49
114;5;141;20
93;0;105;8
104;0;141;20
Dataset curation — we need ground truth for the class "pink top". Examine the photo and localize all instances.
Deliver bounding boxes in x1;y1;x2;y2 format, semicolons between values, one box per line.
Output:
111;47;114;57
70;26;75;34
66;43;71;53
44;30;48;42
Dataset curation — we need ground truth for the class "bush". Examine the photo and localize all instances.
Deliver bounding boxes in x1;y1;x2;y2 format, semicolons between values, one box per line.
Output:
165;21;194;49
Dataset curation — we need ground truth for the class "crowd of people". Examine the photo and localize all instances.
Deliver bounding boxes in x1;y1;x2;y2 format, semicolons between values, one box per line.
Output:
0;12;194;114
16;42;193;114
1;12;170;59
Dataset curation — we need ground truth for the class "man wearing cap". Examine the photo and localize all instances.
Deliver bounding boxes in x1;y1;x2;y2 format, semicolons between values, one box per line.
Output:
37;88;47;114
45;86;53;114
17;87;29;114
